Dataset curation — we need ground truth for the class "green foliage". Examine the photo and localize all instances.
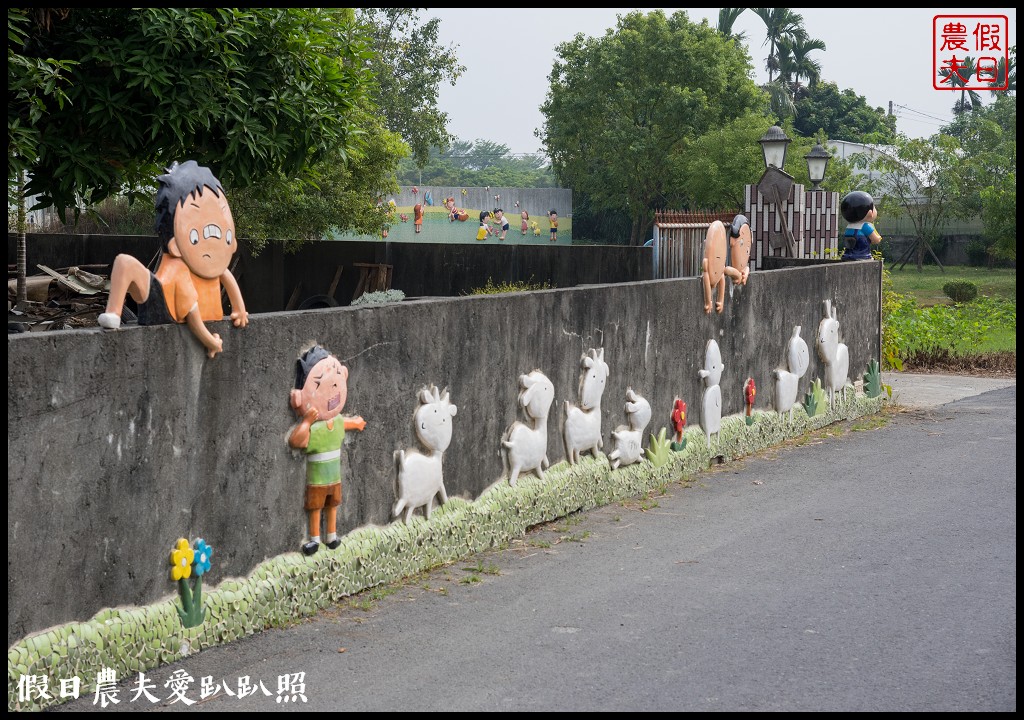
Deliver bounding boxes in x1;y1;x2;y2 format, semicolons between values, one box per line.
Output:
469;278;552;295
803;379;825;418
357;9;465;166
883;294;1015;366
351;289;406;306
175;576;205;629
792;82;897;142
645;427;673;468
230;109;407;254
538;9;763;245
942;281;979;303
396;139;556;188
863;359;882;399
10;8;374;218
677;115;855;209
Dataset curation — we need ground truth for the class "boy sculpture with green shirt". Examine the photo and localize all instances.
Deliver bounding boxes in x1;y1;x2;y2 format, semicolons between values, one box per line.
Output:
289;345;366;556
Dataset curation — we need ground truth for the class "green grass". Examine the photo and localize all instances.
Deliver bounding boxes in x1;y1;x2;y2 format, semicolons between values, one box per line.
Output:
888;266;1016;307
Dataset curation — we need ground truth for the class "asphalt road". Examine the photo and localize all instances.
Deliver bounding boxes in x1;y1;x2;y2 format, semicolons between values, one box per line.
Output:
57;378;1016;712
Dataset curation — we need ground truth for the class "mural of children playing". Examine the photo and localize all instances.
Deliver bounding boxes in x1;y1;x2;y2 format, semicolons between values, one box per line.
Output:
548;209;559;243
477;210;493;241
288;345;367;556
492;208;510;241
414;202;424;234
521;209;529;236
97;160;248;359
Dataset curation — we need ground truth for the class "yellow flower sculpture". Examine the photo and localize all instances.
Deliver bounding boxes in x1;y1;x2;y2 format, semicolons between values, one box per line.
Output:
169;538;195;581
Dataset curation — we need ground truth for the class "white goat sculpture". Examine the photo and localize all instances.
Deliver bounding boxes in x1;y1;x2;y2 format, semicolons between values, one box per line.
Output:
393;385;457;524
563;347;610;465
502;370;555;486
817;300;850;409
608;387;652;470
773;326;810;422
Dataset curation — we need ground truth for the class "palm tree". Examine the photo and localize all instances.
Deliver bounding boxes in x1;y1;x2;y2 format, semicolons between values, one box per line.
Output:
717;8;747;43
764;80;796;121
777;34;826;100
752;8;805;84
938;56;983;114
988;46;1016;96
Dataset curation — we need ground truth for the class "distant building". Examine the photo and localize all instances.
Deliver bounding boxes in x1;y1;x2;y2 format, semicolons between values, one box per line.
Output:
827;140;929;204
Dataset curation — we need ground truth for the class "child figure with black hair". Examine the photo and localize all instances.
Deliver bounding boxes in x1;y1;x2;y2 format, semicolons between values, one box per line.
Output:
288;345;367;556
476;210;493;241
548;209;558;243
492;208;510;241
98;160;248;358
840;190;883;261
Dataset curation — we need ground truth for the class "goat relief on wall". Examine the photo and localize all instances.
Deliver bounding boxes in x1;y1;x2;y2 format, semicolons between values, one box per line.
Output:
608;388;652;470
564;348;610;464
817;300;850;409
699;339;725;447
503;371;555;486
773;326;810;421
393;386;457;524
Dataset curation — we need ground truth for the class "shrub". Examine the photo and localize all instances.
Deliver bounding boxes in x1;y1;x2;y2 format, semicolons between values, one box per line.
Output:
469;277;552;295
942;280;978;303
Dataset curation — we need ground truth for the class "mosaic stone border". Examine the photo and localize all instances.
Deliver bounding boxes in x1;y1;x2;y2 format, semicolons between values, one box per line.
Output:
8;393;885;711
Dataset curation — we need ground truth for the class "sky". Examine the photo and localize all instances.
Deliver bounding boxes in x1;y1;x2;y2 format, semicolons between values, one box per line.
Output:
423;7;1016;155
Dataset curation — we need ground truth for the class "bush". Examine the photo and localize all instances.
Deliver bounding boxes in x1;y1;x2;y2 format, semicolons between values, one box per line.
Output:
468;277;552;295
942;280;979;303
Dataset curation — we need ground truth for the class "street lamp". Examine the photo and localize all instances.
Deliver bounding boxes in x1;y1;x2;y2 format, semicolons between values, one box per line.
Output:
758;125;792;170
805;142;830;191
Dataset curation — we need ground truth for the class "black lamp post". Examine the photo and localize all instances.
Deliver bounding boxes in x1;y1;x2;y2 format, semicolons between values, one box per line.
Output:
805;142;830;191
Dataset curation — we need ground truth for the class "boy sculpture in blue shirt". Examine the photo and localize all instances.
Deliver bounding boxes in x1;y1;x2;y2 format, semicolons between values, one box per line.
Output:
840;190;883;260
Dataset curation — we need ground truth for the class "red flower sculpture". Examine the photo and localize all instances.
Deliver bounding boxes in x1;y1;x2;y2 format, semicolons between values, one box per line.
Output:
671;398;687;443
744;378;756;416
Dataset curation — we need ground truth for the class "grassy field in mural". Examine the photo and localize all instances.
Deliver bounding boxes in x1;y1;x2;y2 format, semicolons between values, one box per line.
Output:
330;207;572;245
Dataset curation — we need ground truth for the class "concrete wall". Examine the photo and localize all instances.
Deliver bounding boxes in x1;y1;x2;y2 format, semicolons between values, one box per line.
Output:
8;234;652;313
7;261;882;644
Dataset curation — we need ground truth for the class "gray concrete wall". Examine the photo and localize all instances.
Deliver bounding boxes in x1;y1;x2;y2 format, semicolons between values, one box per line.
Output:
7;261;882;644
8;234;651;313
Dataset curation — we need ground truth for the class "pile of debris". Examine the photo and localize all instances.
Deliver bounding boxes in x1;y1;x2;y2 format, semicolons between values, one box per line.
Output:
7;265;127;333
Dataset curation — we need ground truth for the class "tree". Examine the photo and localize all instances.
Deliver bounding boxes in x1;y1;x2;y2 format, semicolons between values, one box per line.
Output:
357;9;465;167
229;107;408;255
752;8;805;84
938;56;983;114
538;10;763;245
675;116;855;210
988;45;1016;96
8;8;374;216
942;94;1016;262
716;8;747;43
777;34;826;101
793;82;897;142
857;134;972;271
396;139;556;188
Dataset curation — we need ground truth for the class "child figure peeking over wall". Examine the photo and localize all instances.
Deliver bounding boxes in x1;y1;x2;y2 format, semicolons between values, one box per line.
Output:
840;191;883;261
98;160;247;359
